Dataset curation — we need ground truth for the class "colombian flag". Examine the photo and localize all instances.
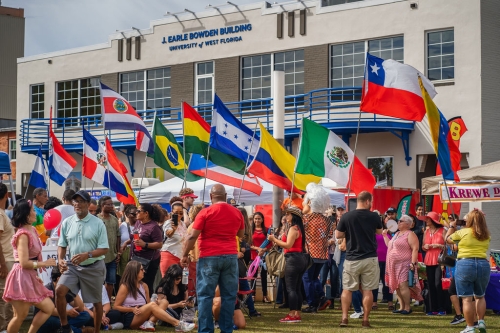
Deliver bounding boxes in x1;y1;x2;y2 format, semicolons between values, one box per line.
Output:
183;102;246;173
418;77;454;181
248;122;320;193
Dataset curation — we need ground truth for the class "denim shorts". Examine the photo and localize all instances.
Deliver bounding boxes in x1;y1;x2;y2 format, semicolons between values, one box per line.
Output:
105;260;117;284
455;258;490;297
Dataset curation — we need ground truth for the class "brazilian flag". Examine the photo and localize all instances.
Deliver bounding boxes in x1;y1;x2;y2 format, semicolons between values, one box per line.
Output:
150;118;201;181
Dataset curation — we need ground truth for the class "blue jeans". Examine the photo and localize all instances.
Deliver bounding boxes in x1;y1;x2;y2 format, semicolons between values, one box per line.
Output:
455;258;491;297
352;290;363;313
337;251;346;296
197;255;238;333
303;262;325;307
37;311;91;333
320;254;338;300
105;260;117;284
239;278;256;313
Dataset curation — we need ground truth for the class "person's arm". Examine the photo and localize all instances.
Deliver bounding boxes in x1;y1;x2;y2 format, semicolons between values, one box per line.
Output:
183;207;191;227
17;234;54;270
422;229;429;251
268;226;299;250
382;229;391;246
408;232;419;269
446;221;458;244
72;294;85;312
181;228;202;266
335;230;346;239
0;230;6;279
113;284;135;312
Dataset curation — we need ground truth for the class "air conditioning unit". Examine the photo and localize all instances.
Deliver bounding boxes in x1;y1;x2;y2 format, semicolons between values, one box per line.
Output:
131;178;161;188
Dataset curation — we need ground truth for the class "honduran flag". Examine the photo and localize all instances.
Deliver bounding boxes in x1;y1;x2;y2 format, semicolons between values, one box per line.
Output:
100;82;154;155
48;117;77;186
361;53;437;122
82;129;128;196
29;147;47;189
189;154;263;195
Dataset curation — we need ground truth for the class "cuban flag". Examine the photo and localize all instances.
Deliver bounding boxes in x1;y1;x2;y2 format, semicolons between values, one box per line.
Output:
100;82;154;155
48;130;77;186
209;94;260;164
29;147;47;189
360;53;437;122
82;129;128;196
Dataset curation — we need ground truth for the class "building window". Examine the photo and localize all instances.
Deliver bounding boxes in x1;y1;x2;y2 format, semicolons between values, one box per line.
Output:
195;62;214;109
9;140;16;161
80;78;101;117
241;54;272;110
147;68;171;111
121;71;145;111
427;30;454;81
274;50;304;105
368;36;404;63
56;78;101;127
322;0;365;6
30;84;45;119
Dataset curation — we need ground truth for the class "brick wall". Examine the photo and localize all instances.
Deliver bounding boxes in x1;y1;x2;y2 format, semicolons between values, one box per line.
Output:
101;73;119;92
171;63;194;107
215;57;240;102
304;44;329;93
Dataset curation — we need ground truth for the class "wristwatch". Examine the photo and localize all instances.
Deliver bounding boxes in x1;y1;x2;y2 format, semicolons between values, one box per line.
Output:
145;242;149;249
88;252;93;258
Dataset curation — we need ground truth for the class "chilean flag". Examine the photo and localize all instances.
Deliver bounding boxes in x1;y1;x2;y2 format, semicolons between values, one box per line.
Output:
82;129;128;196
360;53;437;122
100;82;154;155
48;108;77;186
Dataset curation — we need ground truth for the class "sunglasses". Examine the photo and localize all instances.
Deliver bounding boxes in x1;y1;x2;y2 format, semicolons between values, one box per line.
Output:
175;277;182;281
128;212;137;216
136;209;144;213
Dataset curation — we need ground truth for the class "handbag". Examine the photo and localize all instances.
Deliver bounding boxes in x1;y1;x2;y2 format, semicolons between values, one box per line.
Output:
266;247;286;278
131;254;152;272
438;246;456;267
441;268;451;290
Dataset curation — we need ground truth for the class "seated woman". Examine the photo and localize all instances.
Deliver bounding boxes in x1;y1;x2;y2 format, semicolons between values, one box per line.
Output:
213;286;246;330
155;264;194;320
112;261;194;332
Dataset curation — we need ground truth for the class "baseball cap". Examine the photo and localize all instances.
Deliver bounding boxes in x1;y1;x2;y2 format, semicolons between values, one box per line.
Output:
337;204;346;210
72;190;91;202
386;207;397;214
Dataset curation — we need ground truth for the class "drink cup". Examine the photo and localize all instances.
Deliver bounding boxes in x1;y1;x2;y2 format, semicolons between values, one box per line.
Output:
133;233;142;250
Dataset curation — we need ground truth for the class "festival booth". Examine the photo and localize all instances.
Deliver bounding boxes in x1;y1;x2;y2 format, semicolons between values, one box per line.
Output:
421;160;500;311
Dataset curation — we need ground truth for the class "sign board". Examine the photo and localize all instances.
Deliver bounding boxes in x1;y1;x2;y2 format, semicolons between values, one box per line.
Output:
439;182;500;202
39;244;70;285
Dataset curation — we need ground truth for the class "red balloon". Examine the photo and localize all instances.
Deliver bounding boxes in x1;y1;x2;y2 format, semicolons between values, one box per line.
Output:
43;209;62;230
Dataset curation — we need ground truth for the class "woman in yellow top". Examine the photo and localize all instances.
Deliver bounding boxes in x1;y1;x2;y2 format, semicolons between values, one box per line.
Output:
445;209;490;333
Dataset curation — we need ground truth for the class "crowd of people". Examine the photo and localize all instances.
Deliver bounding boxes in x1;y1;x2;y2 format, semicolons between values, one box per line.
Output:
0;181;493;333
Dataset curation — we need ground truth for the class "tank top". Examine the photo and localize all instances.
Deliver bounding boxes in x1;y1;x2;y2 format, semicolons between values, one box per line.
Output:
423;227;445;266
122;283;147;307
283;226;303;254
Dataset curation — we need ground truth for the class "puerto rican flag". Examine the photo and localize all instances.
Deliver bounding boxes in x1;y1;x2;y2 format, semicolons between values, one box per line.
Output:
189;154;263;195
48;108;77;186
360;53;437;122
82;129;128;196
100;82;154;154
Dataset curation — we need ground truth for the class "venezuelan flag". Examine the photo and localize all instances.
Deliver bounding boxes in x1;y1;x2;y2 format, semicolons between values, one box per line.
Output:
418;77;455;181
248;122;320;192
183;102;246;173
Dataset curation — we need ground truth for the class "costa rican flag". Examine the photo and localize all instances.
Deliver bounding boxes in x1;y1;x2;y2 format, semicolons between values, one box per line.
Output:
100;82;154;154
82;129;128;196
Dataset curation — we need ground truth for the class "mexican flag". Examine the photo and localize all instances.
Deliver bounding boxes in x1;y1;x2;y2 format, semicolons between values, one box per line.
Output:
295;119;376;195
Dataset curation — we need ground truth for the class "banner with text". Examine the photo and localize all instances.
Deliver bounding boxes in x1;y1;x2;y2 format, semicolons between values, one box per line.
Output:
439;182;500;202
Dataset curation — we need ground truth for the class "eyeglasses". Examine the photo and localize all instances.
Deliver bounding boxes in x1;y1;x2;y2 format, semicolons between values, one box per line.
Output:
128;212;137;216
175;277;182;281
136;210;143;213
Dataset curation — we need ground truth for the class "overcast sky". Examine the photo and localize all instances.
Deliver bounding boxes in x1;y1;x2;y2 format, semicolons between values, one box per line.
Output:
3;0;258;57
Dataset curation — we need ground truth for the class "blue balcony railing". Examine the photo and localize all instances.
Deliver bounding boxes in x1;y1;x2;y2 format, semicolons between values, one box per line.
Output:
20;87;414;154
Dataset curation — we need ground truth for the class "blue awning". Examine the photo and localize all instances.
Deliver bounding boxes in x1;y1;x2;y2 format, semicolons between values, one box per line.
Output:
0;152;11;175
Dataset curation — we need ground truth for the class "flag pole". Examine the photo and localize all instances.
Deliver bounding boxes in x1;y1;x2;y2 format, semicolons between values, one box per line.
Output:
181;101;187;189
236;121;259;204
82;119;86;192
289;119;304;199
201;144;211;205
346;110;362;210
99;81;112;197
138;111;156;202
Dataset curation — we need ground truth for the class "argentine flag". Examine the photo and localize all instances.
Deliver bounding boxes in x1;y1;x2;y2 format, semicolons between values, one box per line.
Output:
29;147;47;189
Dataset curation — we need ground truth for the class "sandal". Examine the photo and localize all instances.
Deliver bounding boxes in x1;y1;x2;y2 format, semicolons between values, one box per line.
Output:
263;296;271;303
388;305;395;310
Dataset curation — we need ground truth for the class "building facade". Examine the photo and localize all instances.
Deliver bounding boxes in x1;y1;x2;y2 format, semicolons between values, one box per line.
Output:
16;0;500;245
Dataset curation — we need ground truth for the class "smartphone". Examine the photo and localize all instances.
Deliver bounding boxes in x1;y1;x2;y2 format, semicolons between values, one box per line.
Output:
172;213;179;226
187;296;195;302
268;227;274;235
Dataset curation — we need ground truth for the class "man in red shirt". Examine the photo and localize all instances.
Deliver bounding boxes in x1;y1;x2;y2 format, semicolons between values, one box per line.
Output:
181;184;245;333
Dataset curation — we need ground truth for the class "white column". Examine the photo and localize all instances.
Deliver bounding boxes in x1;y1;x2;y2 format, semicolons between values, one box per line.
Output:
272;70;285;228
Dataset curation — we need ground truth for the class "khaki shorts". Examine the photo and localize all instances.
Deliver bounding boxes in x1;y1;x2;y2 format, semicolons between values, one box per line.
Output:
342;257;379;291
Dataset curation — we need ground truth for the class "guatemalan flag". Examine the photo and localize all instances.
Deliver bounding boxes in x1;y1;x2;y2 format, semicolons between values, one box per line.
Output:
100;82;154;155
209;94;260;164
361;53;437;122
48;125;77;186
29;147;47;189
82;129;128;196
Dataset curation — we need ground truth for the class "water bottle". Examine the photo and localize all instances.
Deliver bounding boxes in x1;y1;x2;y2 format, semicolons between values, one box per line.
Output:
103;324;109;330
408;265;414;287
151;293;158;302
182;267;189;285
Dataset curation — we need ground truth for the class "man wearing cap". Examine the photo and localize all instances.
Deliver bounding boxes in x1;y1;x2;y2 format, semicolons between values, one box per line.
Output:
179;187;197;226
385;207;397;223
56;190;109;333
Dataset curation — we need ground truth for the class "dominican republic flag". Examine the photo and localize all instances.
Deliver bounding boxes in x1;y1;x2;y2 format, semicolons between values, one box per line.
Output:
100;82;154;155
48;110;77;186
82;129;128;196
360;53;437;122
29;147;47;189
189;154;263;195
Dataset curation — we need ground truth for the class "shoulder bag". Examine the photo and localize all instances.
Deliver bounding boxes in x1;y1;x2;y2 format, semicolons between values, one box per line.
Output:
437;246;456;267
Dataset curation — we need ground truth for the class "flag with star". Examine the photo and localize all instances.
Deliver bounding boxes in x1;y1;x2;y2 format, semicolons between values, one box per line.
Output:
150;118;201;181
209;94;260;166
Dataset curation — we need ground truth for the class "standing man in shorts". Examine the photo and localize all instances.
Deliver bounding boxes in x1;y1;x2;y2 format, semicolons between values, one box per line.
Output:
56;190;109;333
336;191;382;328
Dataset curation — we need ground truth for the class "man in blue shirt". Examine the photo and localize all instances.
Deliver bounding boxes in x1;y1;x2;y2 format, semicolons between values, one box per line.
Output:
56;191;109;333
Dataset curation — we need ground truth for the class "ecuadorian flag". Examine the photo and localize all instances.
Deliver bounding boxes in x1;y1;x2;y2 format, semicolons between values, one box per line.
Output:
151;118;201;181
418;77;455;181
248;122;320;192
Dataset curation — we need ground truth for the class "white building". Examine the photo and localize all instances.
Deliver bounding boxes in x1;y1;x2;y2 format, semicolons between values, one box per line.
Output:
16;0;500;245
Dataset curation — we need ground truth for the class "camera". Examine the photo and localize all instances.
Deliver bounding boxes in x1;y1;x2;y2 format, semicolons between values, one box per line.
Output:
172;213;179;226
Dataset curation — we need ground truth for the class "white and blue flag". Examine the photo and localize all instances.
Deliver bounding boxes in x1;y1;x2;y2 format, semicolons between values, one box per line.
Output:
29;147;47;189
209;94;260;165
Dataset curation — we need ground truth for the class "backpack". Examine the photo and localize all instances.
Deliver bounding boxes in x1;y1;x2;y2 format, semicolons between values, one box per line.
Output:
266;247;286;278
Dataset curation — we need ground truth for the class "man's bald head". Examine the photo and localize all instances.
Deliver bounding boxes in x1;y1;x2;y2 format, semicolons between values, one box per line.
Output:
210;184;227;203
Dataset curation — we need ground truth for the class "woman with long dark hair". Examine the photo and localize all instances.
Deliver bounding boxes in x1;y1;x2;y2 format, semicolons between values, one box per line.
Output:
160;197;187;277
3;199;57;333
132;203;164;295
268;207;308;323
113;261;194;331
249;212;272;303
155;264;193;319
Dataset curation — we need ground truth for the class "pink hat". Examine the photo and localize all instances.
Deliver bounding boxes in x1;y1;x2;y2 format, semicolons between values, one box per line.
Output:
423;211;441;224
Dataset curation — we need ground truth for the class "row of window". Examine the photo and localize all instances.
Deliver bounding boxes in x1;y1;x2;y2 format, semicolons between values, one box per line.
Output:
30;30;454;119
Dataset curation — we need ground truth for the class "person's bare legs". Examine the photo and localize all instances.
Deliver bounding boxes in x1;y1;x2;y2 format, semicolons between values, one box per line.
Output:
450;295;462;316
92;302;103;333
475;297;486;321
341;289;353;321
462;297;475;327
29;298;55;333
398;282;411;311
129;302;180;328
149;298;169;323
55;284;70;326
361;289;374;322
395;289;404;311
105;284;114;303
7;301;30;333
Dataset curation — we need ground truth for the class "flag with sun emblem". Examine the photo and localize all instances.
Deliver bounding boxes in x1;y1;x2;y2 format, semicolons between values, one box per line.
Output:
151;118;201;181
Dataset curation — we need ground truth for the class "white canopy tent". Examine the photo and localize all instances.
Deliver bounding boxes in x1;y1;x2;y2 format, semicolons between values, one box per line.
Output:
421;160;500;195
138;177;345;206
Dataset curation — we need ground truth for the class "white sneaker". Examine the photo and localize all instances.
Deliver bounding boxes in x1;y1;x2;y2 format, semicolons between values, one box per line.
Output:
109;322;124;330
478;320;487;333
350;311;364;319
139;320;155;332
175;321;195;332
460;327;476;333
